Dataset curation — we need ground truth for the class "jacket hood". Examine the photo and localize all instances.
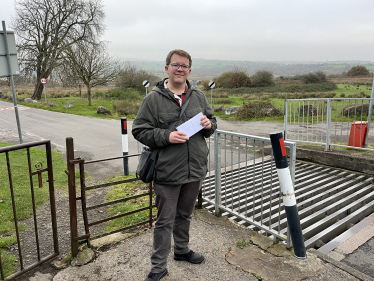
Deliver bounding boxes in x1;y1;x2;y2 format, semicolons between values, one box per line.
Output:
155;78;191;90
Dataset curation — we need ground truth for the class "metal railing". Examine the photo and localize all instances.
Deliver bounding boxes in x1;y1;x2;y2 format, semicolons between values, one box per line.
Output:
284;98;374;151
201;130;296;246
0;141;59;280
66;138;155;258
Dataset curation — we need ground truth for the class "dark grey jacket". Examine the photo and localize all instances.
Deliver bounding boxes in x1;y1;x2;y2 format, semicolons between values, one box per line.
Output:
132;80;217;185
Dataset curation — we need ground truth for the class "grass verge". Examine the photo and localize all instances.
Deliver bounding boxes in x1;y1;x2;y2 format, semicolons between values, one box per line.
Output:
104;174;156;233
0;141;69;277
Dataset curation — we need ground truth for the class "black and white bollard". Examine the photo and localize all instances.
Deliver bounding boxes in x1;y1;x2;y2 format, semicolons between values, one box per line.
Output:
121;117;129;176
270;131;306;259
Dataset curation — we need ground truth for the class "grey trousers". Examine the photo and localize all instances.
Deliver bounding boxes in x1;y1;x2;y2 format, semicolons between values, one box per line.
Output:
151;180;202;273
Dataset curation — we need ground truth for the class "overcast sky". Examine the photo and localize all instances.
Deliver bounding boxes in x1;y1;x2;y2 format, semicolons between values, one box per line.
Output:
1;0;374;62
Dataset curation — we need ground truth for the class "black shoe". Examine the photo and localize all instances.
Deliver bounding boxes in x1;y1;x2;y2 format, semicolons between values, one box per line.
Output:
145;269;168;281
174;250;205;264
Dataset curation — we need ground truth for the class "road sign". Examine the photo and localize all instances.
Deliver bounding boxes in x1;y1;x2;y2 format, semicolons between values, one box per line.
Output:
0;30;19;77
208;81;215;89
142;80;150;88
41;78;47;84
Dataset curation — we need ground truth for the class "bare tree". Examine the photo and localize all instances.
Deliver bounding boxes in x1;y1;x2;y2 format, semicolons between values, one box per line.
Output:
13;0;104;100
59;41;120;105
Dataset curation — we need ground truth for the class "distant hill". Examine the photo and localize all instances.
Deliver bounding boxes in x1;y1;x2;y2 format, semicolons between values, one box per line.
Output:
129;59;374;80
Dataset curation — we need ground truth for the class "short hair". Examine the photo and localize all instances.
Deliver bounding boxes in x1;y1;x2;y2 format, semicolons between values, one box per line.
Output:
166;49;192;67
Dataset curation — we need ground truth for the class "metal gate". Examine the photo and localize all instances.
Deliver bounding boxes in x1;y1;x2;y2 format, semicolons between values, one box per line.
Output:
66;137;155;258
202;130;297;247
0;140;59;280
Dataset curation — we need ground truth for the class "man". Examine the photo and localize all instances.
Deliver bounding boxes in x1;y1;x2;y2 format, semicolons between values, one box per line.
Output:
132;49;217;281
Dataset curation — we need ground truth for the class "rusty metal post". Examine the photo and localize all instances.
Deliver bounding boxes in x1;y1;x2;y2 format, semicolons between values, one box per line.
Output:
79;161;91;247
45;141;59;255
0;251;4;280
66;137;79;257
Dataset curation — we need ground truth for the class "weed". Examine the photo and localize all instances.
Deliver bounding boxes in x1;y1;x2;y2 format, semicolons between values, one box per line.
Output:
252;273;263;280
236;239;252;249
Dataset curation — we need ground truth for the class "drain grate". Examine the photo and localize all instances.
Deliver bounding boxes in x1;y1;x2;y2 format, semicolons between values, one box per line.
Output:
201;160;374;249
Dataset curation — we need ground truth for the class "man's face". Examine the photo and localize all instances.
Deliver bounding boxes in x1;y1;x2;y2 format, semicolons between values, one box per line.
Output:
165;54;191;86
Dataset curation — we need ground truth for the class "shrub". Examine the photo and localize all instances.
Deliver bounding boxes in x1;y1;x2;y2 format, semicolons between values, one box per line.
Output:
236;101;282;119
113;100;141;115
116;62;160;92
301;71;327;84
93;91;106;98
347;65;370;76
221;82;336;96
251;70;275;87
106;88;142;100
201;80;211;91
215;70;251;88
340;93;345;97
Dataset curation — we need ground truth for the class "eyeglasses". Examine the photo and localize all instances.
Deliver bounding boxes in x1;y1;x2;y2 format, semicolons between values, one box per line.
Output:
169;63;190;71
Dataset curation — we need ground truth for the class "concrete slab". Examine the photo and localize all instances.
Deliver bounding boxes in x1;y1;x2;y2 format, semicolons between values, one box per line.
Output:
327;250;345;262
336;220;374;255
226;246;358;281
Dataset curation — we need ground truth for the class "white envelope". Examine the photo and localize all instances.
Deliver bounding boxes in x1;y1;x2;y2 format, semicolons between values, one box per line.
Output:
176;112;205;138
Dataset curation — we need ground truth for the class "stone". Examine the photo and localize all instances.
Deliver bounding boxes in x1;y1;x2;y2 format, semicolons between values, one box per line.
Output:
32;100;38;103
64;102;74;108
91;232;131;248
29;271;53;281
97;106;112;115
226;246;325;281
51;259;69;269
48;102;56;107
298;105;317;117
342;103;374;116
71;248;95;266
250;233;274;250
260;107;283;117
314;239;325;248
267;243;294;257
225;106;240;115
24;98;33;103
214;105;225;112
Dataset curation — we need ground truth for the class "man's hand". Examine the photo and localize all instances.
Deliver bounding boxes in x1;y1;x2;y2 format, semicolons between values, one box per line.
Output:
169;131;189;143
200;115;212;130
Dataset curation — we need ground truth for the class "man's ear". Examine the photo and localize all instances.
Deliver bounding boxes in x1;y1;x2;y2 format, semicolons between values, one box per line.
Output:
165;65;169;75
